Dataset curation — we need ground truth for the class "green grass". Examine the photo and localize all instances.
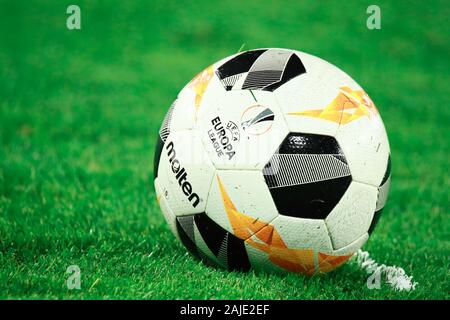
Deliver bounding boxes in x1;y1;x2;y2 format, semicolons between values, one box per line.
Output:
0;0;449;299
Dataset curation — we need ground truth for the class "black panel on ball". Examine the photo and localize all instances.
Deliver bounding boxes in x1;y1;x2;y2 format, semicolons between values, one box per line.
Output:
268;176;352;219
153;135;164;180
368;209;383;235
195;212;251;272
194;212;228;257
263;133;352;219
264;53;306;91
216;49;267;80
216;49;306;92
380;155;391;186
278;132;343;155
368;154;392;234
175;216;200;260
175;213;251;272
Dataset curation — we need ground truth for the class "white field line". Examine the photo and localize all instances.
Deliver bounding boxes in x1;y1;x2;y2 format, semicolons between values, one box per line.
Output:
351;249;418;292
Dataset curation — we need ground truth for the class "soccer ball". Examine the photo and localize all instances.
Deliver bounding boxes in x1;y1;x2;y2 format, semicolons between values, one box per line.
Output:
154;48;390;274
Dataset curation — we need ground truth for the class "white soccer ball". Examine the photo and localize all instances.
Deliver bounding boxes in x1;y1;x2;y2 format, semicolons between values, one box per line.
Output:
154;48;390;274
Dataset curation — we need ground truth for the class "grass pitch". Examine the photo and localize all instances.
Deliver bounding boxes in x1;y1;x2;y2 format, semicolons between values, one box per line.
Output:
0;0;449;299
